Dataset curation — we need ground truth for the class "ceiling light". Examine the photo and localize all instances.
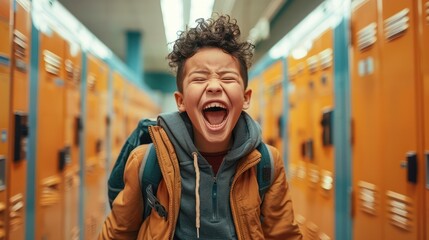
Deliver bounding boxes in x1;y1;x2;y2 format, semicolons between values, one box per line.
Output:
160;0;184;49
188;0;215;27
160;0;215;51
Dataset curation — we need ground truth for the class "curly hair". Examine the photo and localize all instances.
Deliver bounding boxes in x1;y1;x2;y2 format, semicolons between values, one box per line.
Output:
167;14;255;92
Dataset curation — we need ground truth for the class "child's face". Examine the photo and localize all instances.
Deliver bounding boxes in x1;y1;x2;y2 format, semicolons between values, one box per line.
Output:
174;48;252;153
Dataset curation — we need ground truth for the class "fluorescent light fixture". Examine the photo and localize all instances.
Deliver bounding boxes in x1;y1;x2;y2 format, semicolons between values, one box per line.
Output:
268;0;349;59
160;0;184;49
188;0;215;27
160;0;214;50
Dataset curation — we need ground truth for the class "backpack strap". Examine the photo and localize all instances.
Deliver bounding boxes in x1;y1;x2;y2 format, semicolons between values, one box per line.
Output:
139;144;165;220
256;143;275;201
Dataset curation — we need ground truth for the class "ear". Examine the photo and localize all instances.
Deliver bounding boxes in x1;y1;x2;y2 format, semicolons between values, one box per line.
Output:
242;89;252;110
174;91;186;112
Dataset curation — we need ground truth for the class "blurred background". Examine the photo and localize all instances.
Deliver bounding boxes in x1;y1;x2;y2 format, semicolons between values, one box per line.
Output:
0;0;428;239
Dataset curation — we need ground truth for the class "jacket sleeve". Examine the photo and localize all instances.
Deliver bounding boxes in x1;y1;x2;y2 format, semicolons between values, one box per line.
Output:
261;146;303;240
99;146;148;240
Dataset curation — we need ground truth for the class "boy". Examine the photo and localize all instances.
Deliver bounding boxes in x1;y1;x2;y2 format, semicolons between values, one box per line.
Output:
100;14;302;240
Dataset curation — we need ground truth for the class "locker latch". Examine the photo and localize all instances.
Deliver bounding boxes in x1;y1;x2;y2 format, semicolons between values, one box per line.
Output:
405;152;417;184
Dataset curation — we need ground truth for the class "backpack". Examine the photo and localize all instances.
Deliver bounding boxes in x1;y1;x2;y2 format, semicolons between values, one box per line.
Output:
107;118;274;220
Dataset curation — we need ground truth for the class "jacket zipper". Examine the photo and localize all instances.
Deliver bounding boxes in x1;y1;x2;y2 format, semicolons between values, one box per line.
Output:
212;176;218;221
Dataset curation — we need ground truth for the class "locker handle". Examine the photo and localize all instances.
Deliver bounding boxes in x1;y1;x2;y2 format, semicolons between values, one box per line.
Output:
406;152;417;184
425;151;429;189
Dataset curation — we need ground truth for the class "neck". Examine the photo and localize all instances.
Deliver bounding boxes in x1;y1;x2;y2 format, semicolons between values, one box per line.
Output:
194;133;232;153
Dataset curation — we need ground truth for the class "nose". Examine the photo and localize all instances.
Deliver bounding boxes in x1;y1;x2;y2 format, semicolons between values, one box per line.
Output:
206;79;222;94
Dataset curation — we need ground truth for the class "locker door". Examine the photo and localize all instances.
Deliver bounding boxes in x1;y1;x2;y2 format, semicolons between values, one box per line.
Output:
85;55;108;240
37;30;66;240
310;29;334;240
419;0;429;238
0;0;10;238
351;0;384;239
287;56;312;238
262;61;283;150
63;42;81;240
303;43;321;240
9;0;31;238
111;72;126;161
380;1;419;239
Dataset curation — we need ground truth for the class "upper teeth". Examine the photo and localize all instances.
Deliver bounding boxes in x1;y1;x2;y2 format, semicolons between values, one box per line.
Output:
204;102;226;110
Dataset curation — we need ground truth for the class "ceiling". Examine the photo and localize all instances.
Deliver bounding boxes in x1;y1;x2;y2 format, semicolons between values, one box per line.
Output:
57;0;283;74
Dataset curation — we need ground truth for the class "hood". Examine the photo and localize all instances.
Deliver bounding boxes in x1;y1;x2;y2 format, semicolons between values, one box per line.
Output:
157;111;262;161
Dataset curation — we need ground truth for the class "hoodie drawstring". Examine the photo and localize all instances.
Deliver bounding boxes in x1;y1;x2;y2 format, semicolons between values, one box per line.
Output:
192;152;200;238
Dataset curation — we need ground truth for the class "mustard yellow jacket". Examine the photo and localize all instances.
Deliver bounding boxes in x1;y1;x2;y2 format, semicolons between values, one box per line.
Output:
100;126;302;240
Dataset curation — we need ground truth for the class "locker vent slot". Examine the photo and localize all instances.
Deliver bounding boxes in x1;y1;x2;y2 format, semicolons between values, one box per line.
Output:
71;226;80;240
358;181;378;215
386;190;413;231
319;48;333;69
384;8;409;41
43;50;62;75
319;232;331;240
40;177;61;206
13;30;27;59
289;163;297;179
306;55;318;73
297;164;306;181
308;168;320;188
13;30;28;72
65;59;81;84
288;67;297;81
16;0;31;12
297;63;305;75
306;222;319;240
426;1;429;24
9;194;24;229
357;23;376;51
320;170;333;191
295;214;306;226
87;74;97;91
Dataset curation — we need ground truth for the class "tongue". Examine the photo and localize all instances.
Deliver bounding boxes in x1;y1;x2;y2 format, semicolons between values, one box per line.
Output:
204;111;226;125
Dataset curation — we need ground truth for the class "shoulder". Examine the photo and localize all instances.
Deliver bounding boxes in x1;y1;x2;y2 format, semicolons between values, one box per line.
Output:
125;144;152;172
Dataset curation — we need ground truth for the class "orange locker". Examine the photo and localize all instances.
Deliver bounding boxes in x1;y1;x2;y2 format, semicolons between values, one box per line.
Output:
418;0;429;237
63;42;82;240
287;55;309;235
305;29;335;240
111;72;126;162
286;27;335;240
8;0;31;238
36;30;66;240
380;1;419;239
261;61;284;153
85;55;108;240
0;0;11;238
123;81;133;137
351;0;423;239
351;1;384;239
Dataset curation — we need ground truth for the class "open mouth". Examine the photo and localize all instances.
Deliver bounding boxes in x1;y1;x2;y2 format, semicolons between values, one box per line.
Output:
202;102;228;127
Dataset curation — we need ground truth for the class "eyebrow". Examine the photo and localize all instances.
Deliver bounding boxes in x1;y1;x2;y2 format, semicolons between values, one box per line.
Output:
189;69;239;75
